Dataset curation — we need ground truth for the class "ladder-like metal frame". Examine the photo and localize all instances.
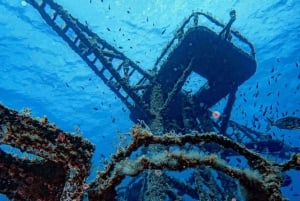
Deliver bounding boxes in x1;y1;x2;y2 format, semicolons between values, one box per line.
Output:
26;0;257;125
0;1;299;201
27;0;153;119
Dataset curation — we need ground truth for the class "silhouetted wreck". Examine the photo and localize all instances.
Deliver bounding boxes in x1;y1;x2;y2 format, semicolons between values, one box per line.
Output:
1;0;299;200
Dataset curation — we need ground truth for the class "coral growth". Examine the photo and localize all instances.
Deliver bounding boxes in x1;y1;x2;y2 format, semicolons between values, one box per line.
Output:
0;104;95;201
0;105;299;201
87;125;297;201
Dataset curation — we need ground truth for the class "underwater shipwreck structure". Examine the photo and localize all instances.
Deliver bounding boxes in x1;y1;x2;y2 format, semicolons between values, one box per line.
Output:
1;0;300;200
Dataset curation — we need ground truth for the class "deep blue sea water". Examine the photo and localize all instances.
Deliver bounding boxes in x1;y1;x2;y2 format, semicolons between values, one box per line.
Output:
0;0;299;200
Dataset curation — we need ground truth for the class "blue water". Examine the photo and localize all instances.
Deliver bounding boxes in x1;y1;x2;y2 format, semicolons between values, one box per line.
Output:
0;0;299;200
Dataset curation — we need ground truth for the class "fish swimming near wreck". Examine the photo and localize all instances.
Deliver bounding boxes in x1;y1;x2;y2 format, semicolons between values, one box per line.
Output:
266;116;300;131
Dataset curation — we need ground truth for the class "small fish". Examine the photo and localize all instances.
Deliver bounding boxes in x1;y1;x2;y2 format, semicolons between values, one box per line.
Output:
259;104;263;109
266;116;300;131
253;116;259;122
263;107;268;116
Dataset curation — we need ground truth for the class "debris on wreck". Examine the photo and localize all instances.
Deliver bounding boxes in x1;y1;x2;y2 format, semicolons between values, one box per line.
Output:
0;0;299;200
1;104;300;200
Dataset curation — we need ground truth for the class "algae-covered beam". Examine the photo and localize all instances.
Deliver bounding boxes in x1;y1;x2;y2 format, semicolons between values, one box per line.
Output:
0;149;66;200
0;104;95;201
276;153;300;171
88;125;290;201
0;103;297;201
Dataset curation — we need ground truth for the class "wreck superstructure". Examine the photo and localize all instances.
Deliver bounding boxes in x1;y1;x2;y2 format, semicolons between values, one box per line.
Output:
0;0;299;200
